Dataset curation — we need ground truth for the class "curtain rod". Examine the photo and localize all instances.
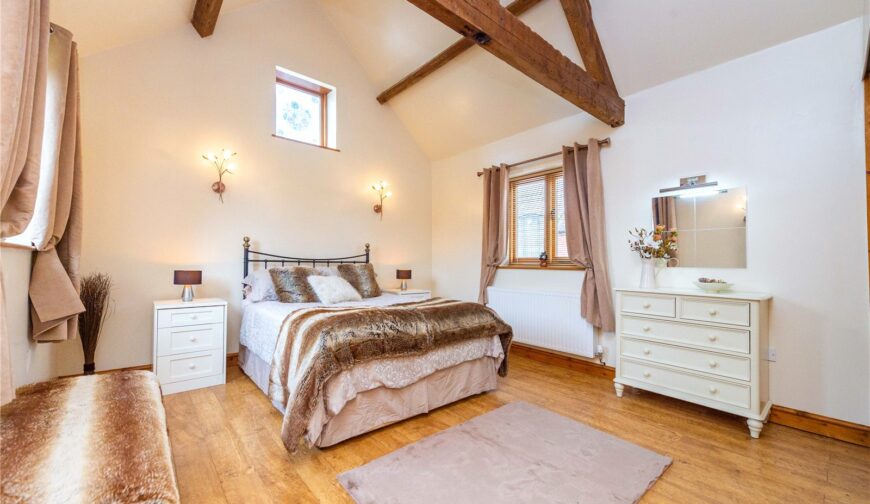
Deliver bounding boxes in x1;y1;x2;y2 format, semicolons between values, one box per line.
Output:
476;138;611;177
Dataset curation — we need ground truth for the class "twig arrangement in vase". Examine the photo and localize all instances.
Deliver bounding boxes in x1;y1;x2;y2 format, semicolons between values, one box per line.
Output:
78;273;112;375
628;225;678;289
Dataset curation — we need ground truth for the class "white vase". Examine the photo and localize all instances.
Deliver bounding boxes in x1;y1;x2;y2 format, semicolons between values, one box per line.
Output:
639;258;665;289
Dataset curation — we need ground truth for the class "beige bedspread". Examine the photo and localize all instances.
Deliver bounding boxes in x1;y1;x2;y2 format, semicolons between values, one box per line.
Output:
268;297;513;451
1;371;179;504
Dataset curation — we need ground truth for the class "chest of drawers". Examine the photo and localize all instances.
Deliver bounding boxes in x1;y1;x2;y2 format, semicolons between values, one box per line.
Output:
614;288;772;438
152;298;227;395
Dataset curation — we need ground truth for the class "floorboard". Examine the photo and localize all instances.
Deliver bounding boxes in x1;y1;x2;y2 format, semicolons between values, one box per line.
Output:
164;354;870;503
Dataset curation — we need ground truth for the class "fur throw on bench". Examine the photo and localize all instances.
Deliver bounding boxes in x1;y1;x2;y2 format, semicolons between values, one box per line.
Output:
1;371;179;503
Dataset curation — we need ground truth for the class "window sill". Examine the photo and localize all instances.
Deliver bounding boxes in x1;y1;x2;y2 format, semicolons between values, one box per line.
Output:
499;264;584;271
271;134;340;152
0;241;35;251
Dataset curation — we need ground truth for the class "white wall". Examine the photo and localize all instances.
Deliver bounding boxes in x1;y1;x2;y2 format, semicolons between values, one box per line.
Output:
1;248;79;384
432;19;869;425
3;0;433;380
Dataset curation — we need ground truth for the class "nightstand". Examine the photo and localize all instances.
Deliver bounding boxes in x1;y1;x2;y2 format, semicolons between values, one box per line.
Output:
382;288;432;302
152;298;227;395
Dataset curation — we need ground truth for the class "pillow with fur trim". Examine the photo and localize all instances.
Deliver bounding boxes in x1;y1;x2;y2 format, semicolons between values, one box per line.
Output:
336;263;382;298
269;267;321;303
307;276;363;304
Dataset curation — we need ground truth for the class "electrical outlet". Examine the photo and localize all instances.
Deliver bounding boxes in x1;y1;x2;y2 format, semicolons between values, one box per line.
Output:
767;347;777;362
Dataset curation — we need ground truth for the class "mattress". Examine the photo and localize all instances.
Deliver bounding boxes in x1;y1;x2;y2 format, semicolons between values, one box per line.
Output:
240;346;500;447
239;295;505;447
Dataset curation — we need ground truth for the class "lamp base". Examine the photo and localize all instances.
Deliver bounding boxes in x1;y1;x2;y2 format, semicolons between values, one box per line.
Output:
400;280;408;291
181;285;195;302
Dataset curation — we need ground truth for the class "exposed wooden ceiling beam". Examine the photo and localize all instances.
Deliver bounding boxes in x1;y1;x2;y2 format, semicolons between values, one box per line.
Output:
192;0;223;38
405;0;624;126
559;0;615;91
377;0;543;104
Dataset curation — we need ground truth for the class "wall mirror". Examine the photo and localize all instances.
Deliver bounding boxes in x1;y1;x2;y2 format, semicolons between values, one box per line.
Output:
652;187;747;268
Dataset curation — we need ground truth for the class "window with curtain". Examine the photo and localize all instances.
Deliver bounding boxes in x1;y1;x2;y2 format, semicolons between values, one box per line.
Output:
508;168;575;268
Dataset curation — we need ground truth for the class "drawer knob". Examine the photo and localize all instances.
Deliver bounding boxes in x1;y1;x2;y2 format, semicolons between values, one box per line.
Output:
708;360;719;368
708;335;718;342
642;303;651;309
643;348;651;355
188;364;196;370
708;386;719;394
190;336;198;342
642;371;651;378
191;315;198;320
642;326;651;332
708;309;719;316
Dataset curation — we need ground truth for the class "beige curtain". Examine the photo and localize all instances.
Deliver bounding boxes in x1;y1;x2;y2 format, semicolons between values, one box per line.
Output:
21;24;84;342
478;164;509;304
0;0;51;405
563;140;615;332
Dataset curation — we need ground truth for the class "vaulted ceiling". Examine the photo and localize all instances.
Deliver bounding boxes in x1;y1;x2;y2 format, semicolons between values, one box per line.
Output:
52;0;863;160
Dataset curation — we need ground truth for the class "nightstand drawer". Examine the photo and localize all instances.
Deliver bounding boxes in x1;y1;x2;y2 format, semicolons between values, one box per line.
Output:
156;350;223;384
621;293;676;318
157;305;223;328
157;324;222;357
621;337;750;381
681;299;750;326
622;359;750;409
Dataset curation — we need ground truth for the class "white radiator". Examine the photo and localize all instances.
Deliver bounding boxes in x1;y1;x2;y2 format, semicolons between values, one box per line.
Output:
487;287;595;358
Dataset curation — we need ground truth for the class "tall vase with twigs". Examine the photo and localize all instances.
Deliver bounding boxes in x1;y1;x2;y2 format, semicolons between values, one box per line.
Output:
78;273;112;375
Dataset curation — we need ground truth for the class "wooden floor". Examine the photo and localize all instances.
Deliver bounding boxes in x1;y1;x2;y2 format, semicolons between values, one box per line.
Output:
163;354;870;503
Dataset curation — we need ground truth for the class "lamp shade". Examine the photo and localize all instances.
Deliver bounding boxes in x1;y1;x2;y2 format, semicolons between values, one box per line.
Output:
173;270;202;285
396;269;412;280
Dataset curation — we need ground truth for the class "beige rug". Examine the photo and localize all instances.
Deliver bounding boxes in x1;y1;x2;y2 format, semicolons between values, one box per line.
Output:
338;401;671;504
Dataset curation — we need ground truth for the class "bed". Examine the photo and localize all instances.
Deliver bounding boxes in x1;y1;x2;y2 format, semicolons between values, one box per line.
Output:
238;237;512;450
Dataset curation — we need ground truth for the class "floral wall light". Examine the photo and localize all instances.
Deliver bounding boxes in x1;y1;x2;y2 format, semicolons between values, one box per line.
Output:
371;181;392;220
203;149;237;203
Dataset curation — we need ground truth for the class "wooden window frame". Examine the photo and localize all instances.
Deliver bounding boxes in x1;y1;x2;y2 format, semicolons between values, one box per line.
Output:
505;167;581;270
275;72;331;148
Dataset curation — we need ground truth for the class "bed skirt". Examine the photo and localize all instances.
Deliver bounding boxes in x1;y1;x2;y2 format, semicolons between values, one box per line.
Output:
238;345;500;447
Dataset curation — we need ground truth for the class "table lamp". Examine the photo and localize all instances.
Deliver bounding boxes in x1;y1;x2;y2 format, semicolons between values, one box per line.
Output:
396;269;412;291
174;270;202;302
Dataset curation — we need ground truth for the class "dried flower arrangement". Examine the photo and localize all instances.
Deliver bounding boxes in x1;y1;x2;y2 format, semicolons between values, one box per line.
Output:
628;225;679;260
78;273;112;375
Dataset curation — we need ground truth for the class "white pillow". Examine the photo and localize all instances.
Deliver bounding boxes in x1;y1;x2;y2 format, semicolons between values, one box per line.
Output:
307;275;362;304
242;268;278;302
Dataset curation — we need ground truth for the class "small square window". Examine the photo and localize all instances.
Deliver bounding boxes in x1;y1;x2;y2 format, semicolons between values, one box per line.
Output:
274;67;336;149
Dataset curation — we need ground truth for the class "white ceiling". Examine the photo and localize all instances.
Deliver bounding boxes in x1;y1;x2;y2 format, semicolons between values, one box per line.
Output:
52;0;864;160
322;0;864;159
50;0;262;57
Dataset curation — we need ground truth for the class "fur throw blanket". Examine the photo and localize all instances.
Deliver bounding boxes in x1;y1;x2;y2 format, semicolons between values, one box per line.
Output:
268;298;513;451
1;371;179;503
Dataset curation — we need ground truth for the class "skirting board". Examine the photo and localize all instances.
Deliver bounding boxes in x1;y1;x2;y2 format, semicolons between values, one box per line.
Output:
57;353;239;378
509;344;869;447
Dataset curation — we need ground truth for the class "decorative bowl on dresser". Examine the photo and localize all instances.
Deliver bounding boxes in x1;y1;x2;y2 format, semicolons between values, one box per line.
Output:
614;288;772;438
152;298;227;395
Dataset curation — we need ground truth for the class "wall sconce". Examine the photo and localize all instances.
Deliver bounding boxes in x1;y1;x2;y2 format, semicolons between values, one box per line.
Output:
202;149;237;203
371;180;392;220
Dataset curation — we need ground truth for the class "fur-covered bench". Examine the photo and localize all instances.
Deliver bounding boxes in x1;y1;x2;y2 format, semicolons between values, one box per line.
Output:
1;371;180;503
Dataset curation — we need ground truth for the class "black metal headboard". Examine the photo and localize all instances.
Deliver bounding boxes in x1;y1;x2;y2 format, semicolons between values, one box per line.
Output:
242;236;370;277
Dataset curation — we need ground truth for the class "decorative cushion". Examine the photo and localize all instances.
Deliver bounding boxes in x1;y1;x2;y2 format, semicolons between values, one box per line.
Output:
242;268;278;302
336;263;382;298
307;276;363;304
269;267;321;303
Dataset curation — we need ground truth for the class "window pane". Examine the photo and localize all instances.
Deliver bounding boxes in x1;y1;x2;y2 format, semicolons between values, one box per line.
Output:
514;179;546;258
555;175;568;258
275;83;322;145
